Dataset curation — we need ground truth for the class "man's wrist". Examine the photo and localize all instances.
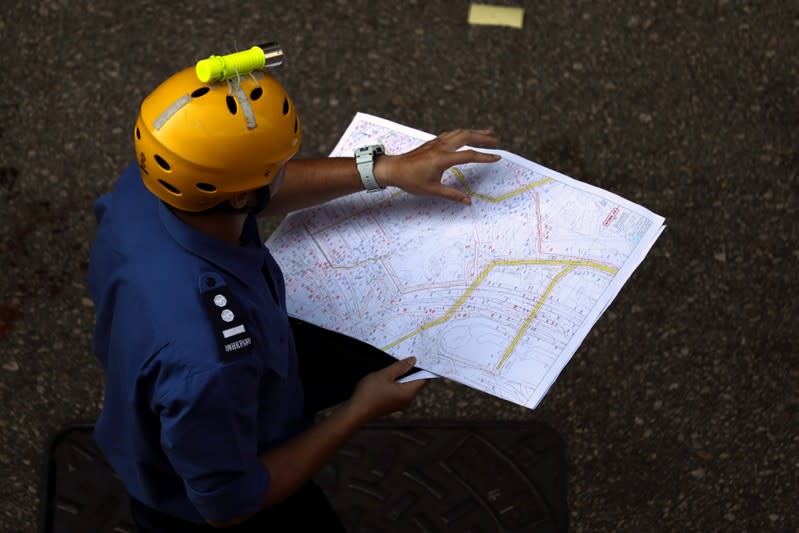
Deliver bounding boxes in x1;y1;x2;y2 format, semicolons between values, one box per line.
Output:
373;154;394;188
337;399;371;429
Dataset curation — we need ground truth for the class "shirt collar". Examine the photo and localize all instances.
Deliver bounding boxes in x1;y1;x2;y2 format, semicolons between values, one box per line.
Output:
158;201;267;288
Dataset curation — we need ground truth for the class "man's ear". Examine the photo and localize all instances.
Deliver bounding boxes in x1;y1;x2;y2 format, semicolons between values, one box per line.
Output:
228;191;250;209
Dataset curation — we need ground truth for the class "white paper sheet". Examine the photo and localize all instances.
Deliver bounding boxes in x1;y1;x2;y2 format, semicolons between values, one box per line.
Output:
267;113;665;409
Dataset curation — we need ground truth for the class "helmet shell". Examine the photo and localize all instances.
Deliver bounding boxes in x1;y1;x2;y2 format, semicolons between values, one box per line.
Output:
133;67;301;212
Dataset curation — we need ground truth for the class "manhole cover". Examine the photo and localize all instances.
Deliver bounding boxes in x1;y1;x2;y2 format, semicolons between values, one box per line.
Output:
40;422;567;532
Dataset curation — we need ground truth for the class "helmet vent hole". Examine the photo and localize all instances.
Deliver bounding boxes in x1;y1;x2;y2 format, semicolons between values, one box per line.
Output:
226;95;238;115
196;182;217;192
294;118;298;133
158;179;181;195
282;98;289;115
250;87;263;101
135;127;141;140
191;87;210;98
154;154;171;171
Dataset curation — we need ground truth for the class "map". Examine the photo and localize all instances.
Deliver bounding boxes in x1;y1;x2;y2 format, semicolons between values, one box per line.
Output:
266;113;665;409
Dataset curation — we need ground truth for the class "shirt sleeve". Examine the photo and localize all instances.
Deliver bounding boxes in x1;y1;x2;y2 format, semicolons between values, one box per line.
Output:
155;356;270;523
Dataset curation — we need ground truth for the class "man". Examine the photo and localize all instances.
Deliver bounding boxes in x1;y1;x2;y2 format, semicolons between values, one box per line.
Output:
88;51;499;531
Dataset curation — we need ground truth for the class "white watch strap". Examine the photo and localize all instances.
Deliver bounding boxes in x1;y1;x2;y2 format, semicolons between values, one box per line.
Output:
354;144;386;191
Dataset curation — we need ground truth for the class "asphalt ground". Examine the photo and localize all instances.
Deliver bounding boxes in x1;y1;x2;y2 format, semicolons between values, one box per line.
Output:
0;1;796;531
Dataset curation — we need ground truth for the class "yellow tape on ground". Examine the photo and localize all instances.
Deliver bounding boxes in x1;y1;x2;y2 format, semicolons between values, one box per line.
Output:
468;3;525;29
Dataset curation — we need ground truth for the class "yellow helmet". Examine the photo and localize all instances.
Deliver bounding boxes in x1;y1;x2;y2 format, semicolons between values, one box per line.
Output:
133;65;301;212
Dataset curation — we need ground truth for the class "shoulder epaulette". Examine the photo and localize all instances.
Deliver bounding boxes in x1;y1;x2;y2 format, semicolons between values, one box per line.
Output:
197;272;254;358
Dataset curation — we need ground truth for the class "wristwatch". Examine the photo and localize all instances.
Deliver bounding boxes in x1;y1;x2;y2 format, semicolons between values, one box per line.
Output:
354;144;386;192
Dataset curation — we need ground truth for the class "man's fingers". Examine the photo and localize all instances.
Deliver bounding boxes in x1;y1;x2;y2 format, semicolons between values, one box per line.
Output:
435;184;472;205
398;378;428;394
438;129;499;150
438;128;496;140
447;149;501;168
382;356;417;379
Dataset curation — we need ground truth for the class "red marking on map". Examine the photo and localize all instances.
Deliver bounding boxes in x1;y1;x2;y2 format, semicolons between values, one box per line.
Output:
603;207;619;226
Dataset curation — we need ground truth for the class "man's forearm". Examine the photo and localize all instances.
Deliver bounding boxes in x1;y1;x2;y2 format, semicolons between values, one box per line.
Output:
208;400;365;527
258;401;364;506
208;357;422;528
256;357;418;509
260;128;500;216
260;158;363;216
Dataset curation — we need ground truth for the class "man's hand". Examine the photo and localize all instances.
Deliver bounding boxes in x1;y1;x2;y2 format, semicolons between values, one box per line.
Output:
374;129;501;205
345;357;427;423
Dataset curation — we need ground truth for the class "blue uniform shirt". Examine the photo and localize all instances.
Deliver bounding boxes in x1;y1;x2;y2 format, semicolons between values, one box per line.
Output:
88;163;309;524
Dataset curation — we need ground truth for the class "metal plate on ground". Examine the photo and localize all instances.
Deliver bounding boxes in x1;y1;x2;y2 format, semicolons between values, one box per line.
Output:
40;422;567;532
319;422;568;532
39;424;136;533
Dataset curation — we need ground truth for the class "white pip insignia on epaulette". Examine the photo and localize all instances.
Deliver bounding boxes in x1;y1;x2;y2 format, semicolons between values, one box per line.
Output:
198;273;254;358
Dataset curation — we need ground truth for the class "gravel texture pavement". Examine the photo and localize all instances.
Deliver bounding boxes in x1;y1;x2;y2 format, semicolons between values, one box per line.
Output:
0;1;796;531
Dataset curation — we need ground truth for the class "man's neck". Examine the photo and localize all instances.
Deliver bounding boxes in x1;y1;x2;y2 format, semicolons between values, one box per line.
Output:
174;210;247;246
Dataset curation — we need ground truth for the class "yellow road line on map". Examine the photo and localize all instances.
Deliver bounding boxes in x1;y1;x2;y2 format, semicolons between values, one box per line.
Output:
382;260;496;351
307;168;548;237
496;265;575;370
495;258;618;275
450;167;553;202
381;259;617;352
